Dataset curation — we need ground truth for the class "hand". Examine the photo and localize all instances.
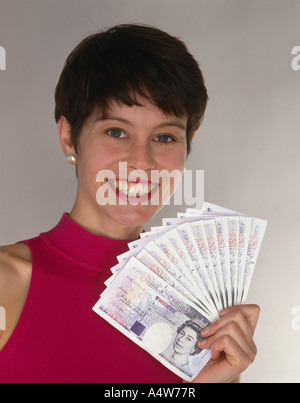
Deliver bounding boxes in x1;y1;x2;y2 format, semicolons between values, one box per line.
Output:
191;304;260;383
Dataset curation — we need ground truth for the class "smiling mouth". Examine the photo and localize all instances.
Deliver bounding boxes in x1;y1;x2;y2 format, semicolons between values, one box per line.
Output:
107;179;159;199
175;341;184;350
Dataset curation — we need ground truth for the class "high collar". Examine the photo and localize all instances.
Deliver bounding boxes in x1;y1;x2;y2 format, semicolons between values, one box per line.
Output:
40;213;132;273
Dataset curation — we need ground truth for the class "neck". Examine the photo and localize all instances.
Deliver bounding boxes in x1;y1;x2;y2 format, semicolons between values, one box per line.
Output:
69;203;144;241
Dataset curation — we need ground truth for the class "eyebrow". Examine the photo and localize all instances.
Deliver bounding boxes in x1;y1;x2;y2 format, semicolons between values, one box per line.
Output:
94;116;187;131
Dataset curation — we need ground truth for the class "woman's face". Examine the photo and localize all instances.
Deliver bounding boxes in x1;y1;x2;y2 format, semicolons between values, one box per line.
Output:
173;326;198;356
72;99;187;235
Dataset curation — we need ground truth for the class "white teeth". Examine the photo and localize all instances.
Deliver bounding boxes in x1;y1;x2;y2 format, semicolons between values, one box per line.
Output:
128;185;137;197
118;181;128;194
109;180;157;197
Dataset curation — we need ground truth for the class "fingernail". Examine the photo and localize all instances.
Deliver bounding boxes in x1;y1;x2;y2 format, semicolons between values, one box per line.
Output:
198;339;207;347
219;308;229;316
201;326;210;336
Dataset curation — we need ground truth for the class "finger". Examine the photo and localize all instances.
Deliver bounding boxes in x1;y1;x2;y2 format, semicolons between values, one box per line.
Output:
202;308;255;342
219;304;260;335
221;310;257;352
209;335;253;379
201;307;258;354
199;320;257;363
201;304;260;339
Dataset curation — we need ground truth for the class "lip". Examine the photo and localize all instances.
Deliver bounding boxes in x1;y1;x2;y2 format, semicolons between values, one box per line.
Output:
175;341;184;350
107;178;160;204
116;178;159;185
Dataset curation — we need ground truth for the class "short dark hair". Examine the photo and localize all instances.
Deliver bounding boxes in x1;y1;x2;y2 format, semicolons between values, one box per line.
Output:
54;24;208;155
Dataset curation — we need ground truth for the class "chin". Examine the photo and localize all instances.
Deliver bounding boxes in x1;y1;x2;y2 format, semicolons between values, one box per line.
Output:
109;204;163;228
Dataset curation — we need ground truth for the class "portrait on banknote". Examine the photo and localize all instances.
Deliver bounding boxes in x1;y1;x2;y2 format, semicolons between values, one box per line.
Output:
159;319;204;377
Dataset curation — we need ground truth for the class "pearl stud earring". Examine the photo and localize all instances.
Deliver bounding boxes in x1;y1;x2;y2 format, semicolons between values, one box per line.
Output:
66;155;78;165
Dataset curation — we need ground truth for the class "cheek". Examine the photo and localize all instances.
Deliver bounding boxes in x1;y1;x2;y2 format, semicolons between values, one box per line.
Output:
158;149;187;171
78;142;116;180
76;151;113;203
180;339;195;354
155;151;186;204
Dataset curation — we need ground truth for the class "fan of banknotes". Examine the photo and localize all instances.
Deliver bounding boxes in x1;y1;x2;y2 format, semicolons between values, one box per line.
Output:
93;202;267;381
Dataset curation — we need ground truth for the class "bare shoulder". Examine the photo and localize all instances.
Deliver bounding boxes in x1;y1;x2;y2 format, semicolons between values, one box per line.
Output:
0;243;32;351
0;243;32;290
0;243;32;264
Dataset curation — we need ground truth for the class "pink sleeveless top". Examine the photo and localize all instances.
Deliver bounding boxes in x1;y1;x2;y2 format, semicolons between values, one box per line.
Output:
0;213;180;383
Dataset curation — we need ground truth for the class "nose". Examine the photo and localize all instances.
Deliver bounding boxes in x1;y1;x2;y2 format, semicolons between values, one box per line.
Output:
126;141;157;172
177;334;184;343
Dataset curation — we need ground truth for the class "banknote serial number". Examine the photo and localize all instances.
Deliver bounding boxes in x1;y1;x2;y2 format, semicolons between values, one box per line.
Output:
104;387;196;400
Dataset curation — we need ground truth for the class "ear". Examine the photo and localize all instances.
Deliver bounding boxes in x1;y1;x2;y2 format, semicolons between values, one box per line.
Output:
191;132;196;142
57;116;77;157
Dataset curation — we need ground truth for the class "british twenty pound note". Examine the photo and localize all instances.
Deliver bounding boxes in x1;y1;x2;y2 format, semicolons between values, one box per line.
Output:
93;257;213;381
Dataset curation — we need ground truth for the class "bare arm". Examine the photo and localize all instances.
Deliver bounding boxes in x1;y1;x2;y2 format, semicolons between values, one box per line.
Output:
0;244;32;352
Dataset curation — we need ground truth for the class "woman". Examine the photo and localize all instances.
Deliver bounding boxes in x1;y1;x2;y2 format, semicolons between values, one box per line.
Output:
162;320;203;376
0;24;259;383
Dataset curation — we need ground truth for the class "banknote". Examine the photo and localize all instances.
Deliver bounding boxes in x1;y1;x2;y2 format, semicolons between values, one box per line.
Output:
184;208;240;305
161;218;223;315
93;256;213;381
136;228;218;317
236;216;252;304
111;238;214;317
213;216;231;307
135;247;211;316
173;221;221;316
240;217;267;302
202;202;267;304
164;216;229;310
94;202;267;380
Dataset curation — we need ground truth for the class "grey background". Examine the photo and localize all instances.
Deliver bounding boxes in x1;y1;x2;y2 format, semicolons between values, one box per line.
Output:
0;0;299;382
